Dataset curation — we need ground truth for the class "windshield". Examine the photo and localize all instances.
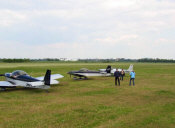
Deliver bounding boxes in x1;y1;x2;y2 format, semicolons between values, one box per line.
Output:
12;70;28;77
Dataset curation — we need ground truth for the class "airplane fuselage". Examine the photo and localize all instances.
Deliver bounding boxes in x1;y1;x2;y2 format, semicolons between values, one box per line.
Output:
68;70;111;79
73;72;111;77
5;76;50;89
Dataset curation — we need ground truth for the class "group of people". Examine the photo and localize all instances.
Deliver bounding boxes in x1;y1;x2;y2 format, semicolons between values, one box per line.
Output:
114;69;135;86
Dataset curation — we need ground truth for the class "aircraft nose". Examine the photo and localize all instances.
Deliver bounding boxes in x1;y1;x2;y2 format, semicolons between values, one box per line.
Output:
4;73;11;77
67;71;73;78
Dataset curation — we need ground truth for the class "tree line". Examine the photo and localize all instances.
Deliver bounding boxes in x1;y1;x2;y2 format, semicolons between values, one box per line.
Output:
0;59;30;63
0;58;61;63
138;58;175;63
0;58;174;63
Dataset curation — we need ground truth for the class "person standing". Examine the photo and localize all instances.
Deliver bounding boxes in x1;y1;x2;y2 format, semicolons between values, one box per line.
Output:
129;70;135;86
120;69;125;81
114;69;120;86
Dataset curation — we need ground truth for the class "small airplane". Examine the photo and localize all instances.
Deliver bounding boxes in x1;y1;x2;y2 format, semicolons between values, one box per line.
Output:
99;64;134;74
0;70;64;91
67;66;112;80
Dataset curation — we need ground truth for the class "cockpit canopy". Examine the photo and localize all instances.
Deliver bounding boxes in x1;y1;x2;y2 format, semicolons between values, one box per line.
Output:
79;68;89;71
12;70;28;77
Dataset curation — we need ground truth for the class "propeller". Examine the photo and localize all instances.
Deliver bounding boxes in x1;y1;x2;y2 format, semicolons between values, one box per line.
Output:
67;72;72;78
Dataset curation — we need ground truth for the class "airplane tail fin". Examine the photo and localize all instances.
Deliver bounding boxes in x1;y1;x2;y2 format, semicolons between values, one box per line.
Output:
44;70;51;85
127;64;133;71
106;65;111;73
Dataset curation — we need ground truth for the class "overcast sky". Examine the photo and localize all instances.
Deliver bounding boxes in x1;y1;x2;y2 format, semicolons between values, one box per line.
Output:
0;0;175;59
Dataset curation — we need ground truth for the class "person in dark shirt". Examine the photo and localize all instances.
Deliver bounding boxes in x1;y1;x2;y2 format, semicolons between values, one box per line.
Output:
120;69;125;81
114;69;120;86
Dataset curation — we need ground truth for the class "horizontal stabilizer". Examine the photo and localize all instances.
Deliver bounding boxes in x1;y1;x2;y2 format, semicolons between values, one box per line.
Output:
51;80;59;84
36;74;64;81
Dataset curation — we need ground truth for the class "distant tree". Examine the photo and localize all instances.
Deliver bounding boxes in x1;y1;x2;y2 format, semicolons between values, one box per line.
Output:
1;58;30;63
138;58;175;63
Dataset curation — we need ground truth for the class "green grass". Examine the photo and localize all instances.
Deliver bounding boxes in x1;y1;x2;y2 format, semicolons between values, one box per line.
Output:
0;62;175;128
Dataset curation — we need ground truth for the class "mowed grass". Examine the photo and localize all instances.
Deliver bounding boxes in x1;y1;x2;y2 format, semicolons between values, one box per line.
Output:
0;62;175;128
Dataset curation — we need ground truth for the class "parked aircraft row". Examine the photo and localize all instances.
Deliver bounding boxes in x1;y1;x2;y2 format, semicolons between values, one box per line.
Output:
0;64;133;91
68;64;133;79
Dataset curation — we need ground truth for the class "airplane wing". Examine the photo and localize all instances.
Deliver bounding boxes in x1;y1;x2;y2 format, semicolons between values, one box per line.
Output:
51;79;59;84
0;81;16;87
36;74;64;81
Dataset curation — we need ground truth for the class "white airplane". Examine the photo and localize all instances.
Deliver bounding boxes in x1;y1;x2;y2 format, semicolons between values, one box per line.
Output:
99;64;134;74
0;70;64;91
67;66;112;80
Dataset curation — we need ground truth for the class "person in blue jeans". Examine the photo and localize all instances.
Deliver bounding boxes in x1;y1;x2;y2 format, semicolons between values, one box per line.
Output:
129;71;135;86
114;69;121;86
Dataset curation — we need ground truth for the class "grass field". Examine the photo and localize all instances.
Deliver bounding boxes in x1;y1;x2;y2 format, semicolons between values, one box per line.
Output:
0;62;175;128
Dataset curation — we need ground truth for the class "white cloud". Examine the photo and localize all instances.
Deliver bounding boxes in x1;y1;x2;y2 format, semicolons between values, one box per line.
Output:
95;34;139;46
101;0;137;10
32;9;85;20
0;9;27;27
0;0;175;59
